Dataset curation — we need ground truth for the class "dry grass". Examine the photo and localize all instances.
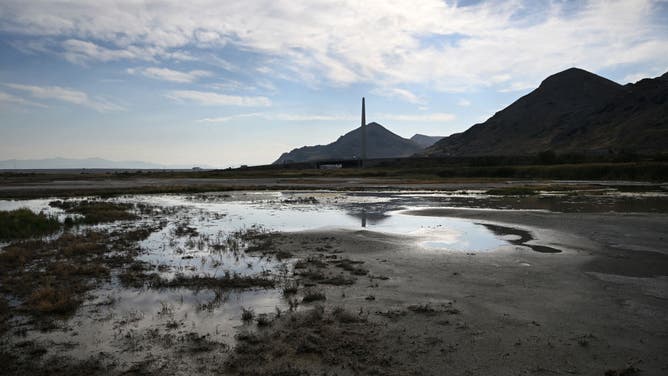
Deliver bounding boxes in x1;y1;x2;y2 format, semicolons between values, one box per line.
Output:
150;273;275;290
26;286;79;314
225;307;400;375
0;227;154;319
331;258;368;275
302;288;326;303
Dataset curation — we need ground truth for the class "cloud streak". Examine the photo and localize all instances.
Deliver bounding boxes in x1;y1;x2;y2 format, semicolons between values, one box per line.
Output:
0;91;49;108
166;90;272;107
128;67;213;83
4;83;123;112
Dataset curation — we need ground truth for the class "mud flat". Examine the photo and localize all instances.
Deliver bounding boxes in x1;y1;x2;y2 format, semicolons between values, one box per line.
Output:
0;189;667;375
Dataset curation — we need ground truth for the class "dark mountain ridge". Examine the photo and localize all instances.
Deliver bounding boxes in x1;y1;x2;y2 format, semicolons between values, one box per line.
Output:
424;68;668;157
273;122;423;164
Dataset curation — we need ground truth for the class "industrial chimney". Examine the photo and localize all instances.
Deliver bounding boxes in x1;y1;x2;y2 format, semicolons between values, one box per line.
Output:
361;97;366;167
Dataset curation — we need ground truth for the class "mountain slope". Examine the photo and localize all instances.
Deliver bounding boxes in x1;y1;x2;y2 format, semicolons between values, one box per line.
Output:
424;68;668;156
410;134;444;148
273;122;422;164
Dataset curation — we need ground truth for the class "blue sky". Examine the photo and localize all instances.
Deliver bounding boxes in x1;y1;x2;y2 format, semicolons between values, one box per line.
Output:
1;0;667;167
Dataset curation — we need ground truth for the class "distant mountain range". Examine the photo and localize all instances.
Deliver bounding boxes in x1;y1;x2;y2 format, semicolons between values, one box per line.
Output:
0;157;209;170
423;68;668;157
273;122;429;164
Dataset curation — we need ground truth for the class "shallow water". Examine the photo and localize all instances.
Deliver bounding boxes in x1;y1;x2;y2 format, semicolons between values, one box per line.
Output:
0;190;593;364
118;192;509;253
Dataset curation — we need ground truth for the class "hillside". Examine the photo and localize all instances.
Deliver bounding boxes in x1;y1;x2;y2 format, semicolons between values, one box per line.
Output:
410;134;444;148
424;68;668;157
273;122;423;164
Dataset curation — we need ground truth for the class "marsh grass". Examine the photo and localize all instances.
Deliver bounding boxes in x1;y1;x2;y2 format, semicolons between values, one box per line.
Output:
0;208;60;240
0;227;152;319
282;281;299;296
331;258;368;275
150;272;275;290
241;307;255;322
49;200;137;224
0;296;9;334
256;313;272;327
26;286;79;314
485;186;538;196
226;306;391;375
302;288;326;303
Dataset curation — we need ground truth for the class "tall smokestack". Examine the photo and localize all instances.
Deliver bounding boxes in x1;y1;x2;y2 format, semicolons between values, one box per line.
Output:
361;97;366;167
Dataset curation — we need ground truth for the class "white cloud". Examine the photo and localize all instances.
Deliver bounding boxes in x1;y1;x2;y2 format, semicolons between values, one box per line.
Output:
198;113;264;123
0;91;49;108
198;113;355;123
4;83;124;112
498;81;538;93
457;99;471;107
166;90;272;107
378;113;456;122
128;67;212;83
622;69;666;84
372;88;424;104
1;0;667;91
62;39;142;64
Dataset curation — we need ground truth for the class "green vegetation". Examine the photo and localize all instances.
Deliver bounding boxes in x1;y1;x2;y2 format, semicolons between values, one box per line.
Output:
49;200;137;224
0;208;60;240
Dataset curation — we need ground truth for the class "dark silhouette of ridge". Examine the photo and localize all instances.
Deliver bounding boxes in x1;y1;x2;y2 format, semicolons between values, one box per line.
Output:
423;67;668;157
273;122;423;164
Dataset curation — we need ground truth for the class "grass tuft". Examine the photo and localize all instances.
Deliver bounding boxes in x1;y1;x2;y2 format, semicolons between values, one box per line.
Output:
49;200;137;224
26;286;79;314
302;288;326;303
241;307;255;322
0;208;60;240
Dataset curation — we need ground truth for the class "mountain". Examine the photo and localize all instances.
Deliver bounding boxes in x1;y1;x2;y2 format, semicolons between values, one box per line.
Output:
273;122;423;164
423;68;668;157
0;157;207;170
410;134;444;148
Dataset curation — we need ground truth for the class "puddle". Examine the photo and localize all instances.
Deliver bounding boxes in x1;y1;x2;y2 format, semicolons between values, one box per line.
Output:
21;285;287;363
481;223;562;253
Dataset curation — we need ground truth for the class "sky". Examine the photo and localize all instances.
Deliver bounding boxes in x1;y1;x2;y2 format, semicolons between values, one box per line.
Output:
1;0;667;167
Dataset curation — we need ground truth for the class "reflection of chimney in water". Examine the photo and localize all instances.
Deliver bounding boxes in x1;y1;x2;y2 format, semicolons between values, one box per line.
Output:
361;209;367;228
361;97;366;167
